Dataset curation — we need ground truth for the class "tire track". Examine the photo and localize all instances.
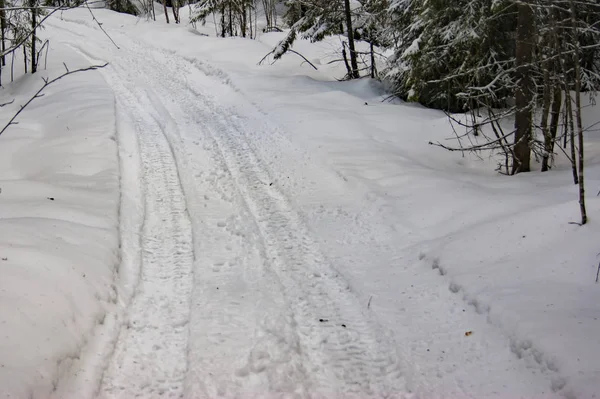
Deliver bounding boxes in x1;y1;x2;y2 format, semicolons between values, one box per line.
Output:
143;47;408;398
47;16;408;398
96;80;195;399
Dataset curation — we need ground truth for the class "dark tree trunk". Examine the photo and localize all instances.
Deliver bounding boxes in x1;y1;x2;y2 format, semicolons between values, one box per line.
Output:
248;5;252;39
570;0;587;224
0;0;6;67
542;88;562;171
539;67;552;171
343;0;359;79
30;0;37;74
370;40;376;78
341;44;352;78
512;1;534;174
228;4;233;36
542;11;561;172
241;5;247;37
162;0;170;23
220;4;226;37
172;0;180;24
565;91;579;184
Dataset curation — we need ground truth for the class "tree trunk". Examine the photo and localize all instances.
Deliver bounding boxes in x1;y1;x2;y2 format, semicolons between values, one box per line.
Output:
172;0;180;23
0;0;6;67
570;0;587;225
370;40;376;78
542;12;561;172
262;0;271;27
30;0;37;74
341;43;352;78
343;0;359;79
220;3;226;37
539;68;552;171
248;5;252;39
512;1;534;174
241;5;247;37
162;0;170;23
228;4;233;36
565;91;578;184
542;87;562;171
10;48;14;82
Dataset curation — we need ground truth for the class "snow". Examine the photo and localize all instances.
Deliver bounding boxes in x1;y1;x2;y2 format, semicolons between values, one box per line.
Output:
1;6;599;399
0;45;119;398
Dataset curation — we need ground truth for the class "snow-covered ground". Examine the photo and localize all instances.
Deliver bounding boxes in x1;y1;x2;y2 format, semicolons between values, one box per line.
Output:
1;5;599;399
0;45;119;397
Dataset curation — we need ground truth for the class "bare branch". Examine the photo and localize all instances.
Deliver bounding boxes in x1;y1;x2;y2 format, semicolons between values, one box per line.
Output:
84;0;120;49
0;63;109;137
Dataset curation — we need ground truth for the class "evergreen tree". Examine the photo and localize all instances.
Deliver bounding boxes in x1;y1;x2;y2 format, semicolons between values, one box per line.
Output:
191;0;254;37
274;0;363;79
384;0;515;112
106;0;139;16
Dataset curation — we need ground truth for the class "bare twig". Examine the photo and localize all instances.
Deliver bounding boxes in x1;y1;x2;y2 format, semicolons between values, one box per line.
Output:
258;50;272;66
0;63;108;137
430;130;516;152
259;48;318;70
84;0;119;49
288;49;318;70
36;39;49;70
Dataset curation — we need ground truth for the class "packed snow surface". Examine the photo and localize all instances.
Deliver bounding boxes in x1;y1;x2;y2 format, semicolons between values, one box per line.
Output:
0;6;598;399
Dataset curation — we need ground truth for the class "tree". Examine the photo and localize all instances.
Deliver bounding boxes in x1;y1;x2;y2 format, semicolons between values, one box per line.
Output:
512;0;534;173
191;0;254;37
354;0;391;78
344;0;359;78
384;0;515;112
105;0;138;15
271;0;363;79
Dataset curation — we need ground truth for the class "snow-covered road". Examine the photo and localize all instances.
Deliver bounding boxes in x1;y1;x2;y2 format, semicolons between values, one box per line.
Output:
46;15;407;399
37;9;591;399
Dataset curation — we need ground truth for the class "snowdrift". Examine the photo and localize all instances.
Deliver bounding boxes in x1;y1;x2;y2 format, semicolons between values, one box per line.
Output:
0;44;119;398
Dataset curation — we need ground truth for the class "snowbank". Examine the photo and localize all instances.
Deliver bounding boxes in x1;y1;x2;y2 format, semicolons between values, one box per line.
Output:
0;44;119;398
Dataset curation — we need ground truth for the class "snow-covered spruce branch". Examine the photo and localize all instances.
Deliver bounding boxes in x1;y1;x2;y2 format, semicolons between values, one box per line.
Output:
0;63;108;137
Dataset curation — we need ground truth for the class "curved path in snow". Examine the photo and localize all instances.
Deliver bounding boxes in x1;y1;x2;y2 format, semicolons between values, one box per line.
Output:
46;15;406;399
45;11;567;399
